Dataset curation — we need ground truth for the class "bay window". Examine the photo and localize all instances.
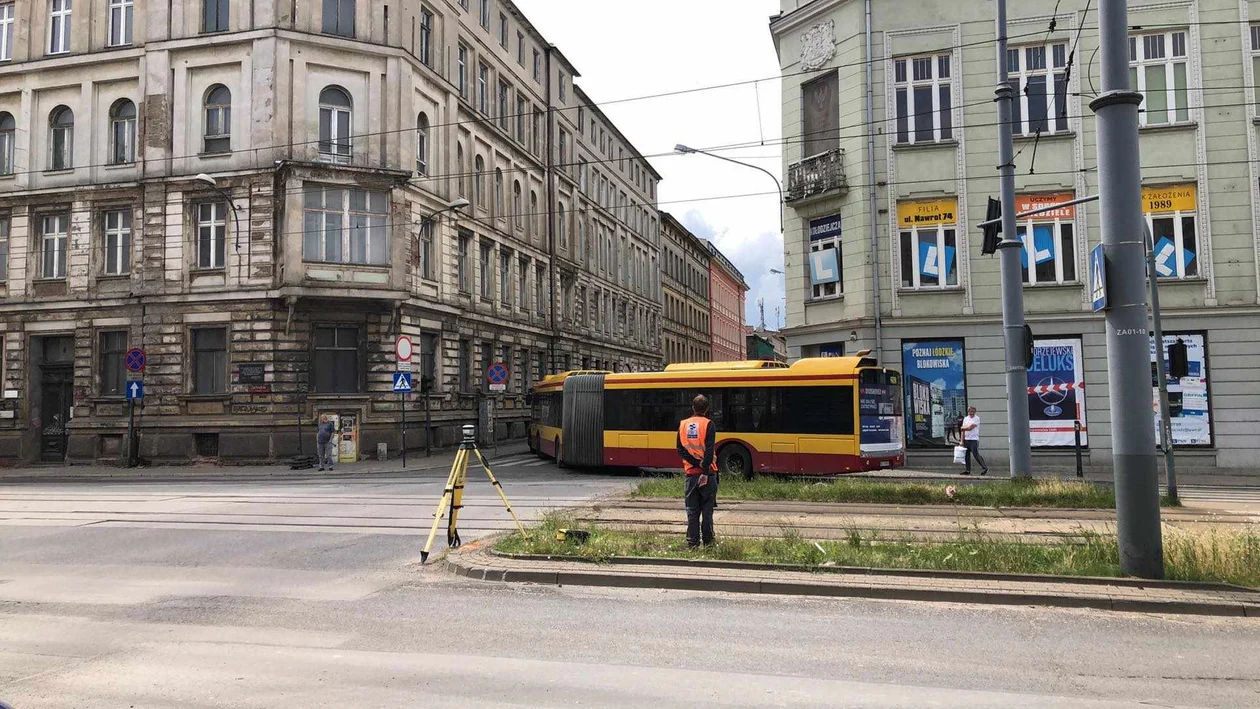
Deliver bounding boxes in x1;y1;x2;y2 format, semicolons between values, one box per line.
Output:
302;185;389;265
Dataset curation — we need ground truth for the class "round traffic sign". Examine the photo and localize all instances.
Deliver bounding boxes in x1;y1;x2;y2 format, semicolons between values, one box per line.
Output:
125;348;146;373
486;362;509;385
395;335;413;362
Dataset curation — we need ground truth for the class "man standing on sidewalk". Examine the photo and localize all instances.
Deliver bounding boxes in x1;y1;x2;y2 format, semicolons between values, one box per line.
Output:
676;395;718;548
960;406;989;476
317;416;337;472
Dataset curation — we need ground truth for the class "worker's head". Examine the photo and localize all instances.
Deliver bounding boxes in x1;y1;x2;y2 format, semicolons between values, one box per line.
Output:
968;407;977;416
692;394;709;415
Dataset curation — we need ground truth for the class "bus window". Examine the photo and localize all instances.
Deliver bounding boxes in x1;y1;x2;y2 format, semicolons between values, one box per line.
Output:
859;369;905;453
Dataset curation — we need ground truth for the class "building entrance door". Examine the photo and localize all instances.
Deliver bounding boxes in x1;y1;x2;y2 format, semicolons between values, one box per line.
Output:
37;336;75;462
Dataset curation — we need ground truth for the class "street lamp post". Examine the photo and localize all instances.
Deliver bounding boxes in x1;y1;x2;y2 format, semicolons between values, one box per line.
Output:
674;145;783;233
416;198;470;457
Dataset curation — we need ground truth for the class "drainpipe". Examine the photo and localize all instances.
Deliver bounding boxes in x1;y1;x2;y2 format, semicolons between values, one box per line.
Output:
865;0;883;364
545;46;558;374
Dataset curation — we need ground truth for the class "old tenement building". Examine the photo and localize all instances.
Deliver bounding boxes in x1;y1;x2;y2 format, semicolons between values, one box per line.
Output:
0;0;662;463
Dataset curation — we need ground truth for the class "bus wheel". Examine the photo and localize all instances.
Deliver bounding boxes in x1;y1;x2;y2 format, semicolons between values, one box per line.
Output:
555;440;566;468
718;444;753;482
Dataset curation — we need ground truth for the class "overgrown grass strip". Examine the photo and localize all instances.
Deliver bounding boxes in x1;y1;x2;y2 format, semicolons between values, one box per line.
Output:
633;475;1178;509
498;515;1259;588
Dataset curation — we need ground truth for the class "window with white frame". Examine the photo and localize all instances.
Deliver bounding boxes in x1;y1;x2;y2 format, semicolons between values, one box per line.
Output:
419;220;433;280
204;0;229;33
1013;197;1077;285
518;256;529;309
415;112;429;175
196;202;226;269
479;243;492;300
457;230;471;293
512;180;522;229
0;112;13;175
1251;25;1260;110
497;80;509;130
103;208;131;275
41;214;68;279
1129;30;1189;126
109;0;133;47
477;63;489;114
500;249;511;306
302;185;388;265
49;0;71;55
494;167;503;217
894;54;953;144
1007;43;1068;135
109;99;136;165
0;215;8;281
535;264;545;315
49;106;74;170
457;44;468;98
1144;184;1200;279
1;3;15;61
318;86;352;163
898;224;958;289
204;85;231;153
515;95;526;142
323;0;355;38
419;8;433;66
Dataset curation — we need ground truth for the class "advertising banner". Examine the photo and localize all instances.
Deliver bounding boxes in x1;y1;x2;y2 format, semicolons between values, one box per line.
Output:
901;339;967;447
1027;337;1087;447
1150;333;1211;446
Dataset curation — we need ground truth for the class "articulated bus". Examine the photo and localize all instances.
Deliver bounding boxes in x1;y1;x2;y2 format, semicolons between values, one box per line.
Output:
528;356;905;478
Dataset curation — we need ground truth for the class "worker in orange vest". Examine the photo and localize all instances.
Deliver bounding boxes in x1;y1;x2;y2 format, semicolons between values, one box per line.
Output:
676;394;718;548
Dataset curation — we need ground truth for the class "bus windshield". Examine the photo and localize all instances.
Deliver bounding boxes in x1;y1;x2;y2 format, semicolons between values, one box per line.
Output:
859;369;905;455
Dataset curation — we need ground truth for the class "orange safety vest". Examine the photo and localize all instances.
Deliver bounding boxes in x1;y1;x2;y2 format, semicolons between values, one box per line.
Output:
678;416;717;476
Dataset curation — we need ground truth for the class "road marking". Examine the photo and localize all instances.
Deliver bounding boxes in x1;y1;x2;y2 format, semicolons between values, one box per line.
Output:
525;460;552;468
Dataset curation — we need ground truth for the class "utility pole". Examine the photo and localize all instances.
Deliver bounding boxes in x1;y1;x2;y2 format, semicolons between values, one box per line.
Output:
995;0;1032;478
1145;224;1178;502
1092;0;1164;578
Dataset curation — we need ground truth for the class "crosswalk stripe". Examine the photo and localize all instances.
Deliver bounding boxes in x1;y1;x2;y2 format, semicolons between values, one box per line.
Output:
524;460;551;468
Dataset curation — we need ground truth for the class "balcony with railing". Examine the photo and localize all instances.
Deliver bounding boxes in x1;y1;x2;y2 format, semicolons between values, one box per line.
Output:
786;148;846;202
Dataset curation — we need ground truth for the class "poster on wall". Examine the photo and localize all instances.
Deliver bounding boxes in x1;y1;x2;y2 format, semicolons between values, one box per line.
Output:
1027;337;1087;447
1150;333;1212;446
901;340;967;447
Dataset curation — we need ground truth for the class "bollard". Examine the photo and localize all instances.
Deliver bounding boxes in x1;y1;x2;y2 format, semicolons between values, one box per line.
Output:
1073;420;1084;478
377;442;388;462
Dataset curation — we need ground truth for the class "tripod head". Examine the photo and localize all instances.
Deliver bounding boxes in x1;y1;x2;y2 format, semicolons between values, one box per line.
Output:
461;424;476;446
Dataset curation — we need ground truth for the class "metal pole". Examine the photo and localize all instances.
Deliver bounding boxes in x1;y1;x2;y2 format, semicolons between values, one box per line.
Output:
401;393;407;468
1074;420;1084;478
865;0;883;367
1145;224;1177;502
1092;0;1164;578
126;399;136;468
995;0;1033;479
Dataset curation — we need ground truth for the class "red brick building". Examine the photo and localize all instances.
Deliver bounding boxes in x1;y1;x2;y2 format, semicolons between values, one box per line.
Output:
706;242;748;362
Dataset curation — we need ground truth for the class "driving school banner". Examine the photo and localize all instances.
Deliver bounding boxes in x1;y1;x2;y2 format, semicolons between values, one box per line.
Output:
1027;337;1087;447
901;339;967;448
1150;333;1212;446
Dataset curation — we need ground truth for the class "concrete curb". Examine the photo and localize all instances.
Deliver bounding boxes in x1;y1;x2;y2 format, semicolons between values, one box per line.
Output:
446;548;1260;618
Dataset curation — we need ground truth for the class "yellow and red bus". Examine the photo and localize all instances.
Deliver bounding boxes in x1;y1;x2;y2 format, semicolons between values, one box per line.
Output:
528;355;905;478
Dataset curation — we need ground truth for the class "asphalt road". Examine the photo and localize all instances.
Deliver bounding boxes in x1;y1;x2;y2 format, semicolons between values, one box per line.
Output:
1;455;1258;708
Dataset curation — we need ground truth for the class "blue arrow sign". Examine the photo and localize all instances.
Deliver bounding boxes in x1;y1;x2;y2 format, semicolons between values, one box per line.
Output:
393;372;413;393
126;381;144;400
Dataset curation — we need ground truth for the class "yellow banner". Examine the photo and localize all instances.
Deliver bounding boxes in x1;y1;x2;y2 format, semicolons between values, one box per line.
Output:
897;198;958;228
1142;184;1197;214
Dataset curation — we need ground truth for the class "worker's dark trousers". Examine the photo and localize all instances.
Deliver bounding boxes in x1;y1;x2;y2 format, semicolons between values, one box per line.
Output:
684;474;718;547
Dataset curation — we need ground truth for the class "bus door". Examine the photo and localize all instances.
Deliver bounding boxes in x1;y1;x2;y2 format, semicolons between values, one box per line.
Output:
858;369;905;461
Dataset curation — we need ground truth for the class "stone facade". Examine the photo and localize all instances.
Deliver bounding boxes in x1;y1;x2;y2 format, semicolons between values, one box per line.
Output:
660;211;713;365
0;0;662;464
771;0;1260;471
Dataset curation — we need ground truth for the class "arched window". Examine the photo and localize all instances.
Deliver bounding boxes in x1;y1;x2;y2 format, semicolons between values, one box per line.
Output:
109;99;136;165
0;112;14;176
415;112;429;175
318;86;352;163
49;106;74;170
474;155;485;207
204;85;231;153
529;190;538;239
557;202;567;249
494;168;503;217
456;143;466;198
512;181;522;229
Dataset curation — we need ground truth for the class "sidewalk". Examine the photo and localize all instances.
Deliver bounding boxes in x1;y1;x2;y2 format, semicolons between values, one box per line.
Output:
0;442;533;484
447;542;1260;618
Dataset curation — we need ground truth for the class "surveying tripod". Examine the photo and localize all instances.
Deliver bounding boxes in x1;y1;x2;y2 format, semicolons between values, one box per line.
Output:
420;424;527;563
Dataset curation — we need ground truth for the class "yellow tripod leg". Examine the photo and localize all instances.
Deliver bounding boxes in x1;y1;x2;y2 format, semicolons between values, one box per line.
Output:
472;447;528;539
447;447;468;548
420;447;466;563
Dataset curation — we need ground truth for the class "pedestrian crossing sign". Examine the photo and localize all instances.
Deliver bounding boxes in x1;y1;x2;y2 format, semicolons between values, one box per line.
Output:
393;372;413;393
1089;244;1108;313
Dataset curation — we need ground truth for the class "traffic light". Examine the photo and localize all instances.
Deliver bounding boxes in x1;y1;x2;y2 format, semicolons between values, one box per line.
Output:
1168;338;1190;379
980;197;1002;255
420;375;435;394
1024;325;1035;369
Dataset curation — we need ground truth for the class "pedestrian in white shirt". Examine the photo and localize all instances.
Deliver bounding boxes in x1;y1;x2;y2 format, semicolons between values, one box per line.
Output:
959;407;989;476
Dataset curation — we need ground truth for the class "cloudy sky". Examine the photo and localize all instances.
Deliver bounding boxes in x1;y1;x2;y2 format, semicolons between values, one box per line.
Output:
517;0;786;330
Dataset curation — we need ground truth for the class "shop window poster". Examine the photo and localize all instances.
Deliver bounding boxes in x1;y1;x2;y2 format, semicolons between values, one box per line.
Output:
1150;333;1211;446
901;339;967;447
1027;337;1087;447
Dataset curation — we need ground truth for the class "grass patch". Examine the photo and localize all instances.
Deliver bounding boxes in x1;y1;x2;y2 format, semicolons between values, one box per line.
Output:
498;515;1260;588
633;475;1178;509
